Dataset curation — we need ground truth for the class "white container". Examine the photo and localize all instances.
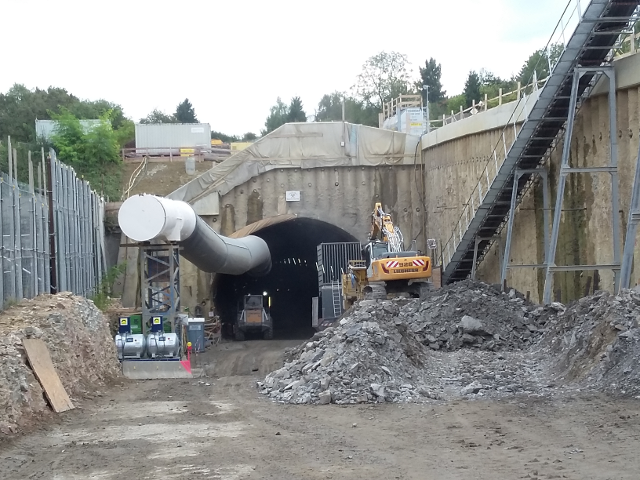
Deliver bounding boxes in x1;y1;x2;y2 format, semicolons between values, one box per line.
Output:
135;123;211;155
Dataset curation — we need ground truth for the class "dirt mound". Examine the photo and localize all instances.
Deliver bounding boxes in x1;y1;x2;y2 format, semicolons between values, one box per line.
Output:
260;280;640;405
537;290;640;396
259;299;434;404
401;280;547;351
258;281;553;404
0;293;121;434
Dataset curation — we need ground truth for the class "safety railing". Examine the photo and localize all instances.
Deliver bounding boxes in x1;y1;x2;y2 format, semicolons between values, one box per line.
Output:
440;0;593;270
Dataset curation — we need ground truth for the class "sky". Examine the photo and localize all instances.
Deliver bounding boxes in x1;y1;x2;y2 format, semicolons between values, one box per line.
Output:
0;0;570;136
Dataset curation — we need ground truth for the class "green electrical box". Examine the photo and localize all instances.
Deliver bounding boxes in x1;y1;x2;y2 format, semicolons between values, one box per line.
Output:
130;314;143;334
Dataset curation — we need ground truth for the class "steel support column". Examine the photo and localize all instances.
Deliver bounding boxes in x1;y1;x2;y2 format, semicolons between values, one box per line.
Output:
471;236;503;280
619;138;640;291
140;244;181;333
500;168;550;288
543;66;621;304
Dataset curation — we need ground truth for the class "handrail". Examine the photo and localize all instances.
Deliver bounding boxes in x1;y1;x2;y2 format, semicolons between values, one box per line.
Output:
439;0;589;271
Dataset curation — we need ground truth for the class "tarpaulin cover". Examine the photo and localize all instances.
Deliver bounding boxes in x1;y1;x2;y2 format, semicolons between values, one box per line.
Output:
167;122;420;204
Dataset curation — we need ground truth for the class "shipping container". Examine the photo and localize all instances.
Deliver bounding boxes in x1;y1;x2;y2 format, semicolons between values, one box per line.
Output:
134;123;212;155
316;242;362;286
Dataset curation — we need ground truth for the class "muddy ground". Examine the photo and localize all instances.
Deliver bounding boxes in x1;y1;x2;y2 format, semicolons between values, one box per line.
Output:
2;339;639;480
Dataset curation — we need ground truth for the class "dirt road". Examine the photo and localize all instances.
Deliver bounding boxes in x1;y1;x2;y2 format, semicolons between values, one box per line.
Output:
2;340;640;479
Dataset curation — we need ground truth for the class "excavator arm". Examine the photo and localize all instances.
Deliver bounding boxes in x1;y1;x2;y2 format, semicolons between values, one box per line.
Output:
369;202;403;252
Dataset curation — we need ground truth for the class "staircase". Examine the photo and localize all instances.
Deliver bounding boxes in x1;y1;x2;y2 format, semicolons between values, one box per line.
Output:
442;0;640;284
331;282;342;318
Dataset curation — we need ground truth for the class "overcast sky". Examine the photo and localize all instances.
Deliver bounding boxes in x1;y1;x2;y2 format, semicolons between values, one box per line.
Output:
1;0;569;136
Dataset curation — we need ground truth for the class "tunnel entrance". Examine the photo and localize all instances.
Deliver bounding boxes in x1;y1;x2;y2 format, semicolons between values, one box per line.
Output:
214;218;358;340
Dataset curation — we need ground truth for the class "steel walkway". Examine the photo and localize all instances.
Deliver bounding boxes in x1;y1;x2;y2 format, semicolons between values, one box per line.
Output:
442;0;640;284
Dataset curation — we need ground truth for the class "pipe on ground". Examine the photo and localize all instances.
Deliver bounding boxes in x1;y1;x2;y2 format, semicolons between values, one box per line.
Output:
118;194;271;276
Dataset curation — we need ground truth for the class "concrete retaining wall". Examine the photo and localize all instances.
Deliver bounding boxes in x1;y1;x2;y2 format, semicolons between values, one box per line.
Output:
423;53;640;303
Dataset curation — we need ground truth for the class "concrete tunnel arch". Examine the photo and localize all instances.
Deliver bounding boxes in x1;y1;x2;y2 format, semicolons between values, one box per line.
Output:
212;216;358;339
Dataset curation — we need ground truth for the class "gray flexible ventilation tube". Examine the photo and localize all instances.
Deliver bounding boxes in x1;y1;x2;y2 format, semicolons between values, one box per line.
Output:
118;194;271;276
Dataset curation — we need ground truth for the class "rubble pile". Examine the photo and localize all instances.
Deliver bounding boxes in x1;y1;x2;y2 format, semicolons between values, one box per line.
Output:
399;280;548;351
258;281;555;404
536;290;640;396
0;293;120;434
259;299;435;404
260;280;640;405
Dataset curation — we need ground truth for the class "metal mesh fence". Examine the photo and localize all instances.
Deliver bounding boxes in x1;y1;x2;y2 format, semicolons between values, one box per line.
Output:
0;171;47;308
0;150;106;310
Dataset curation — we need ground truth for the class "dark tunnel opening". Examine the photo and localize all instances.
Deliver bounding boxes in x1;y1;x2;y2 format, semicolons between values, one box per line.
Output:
214;218;358;340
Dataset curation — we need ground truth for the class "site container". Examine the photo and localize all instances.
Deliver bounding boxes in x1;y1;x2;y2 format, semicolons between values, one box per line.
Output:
134;123;212;155
187;318;206;352
316;242;362;286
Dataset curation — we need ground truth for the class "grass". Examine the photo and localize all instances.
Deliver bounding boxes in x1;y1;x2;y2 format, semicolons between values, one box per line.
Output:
90;262;127;311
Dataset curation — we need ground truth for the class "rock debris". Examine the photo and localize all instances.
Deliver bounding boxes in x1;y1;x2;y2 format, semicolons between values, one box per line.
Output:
259;281;640;404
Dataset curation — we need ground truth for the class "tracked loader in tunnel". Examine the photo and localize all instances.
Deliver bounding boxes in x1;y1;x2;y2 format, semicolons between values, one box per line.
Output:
234;294;273;341
342;203;433;309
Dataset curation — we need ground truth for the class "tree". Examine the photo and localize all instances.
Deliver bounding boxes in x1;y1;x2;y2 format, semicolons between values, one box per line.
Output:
211;130;239;143
478;69;516;103
416;57;446;105
315;92;379;127
463;71;482;108
262;97;289;135
139;109;175;124
516;43;564;86
50;109;122;198
0;84;134;180
242;132;258;141
287;97;307;122
445;94;466;115
175;98;198;123
355;51;412;108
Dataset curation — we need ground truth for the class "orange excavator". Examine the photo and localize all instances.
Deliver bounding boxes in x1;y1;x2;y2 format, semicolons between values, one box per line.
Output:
342;203;433;308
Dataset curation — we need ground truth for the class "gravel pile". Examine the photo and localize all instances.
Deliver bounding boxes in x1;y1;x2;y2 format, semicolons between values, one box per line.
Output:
536;289;640;397
258;281;556;404
259;281;640;405
398;280;549;351
0;293;120;434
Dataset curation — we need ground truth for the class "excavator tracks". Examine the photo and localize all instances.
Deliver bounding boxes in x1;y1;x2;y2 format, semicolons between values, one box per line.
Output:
363;283;388;301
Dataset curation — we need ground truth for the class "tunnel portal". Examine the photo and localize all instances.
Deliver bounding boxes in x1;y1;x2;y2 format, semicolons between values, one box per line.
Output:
214;218;358;340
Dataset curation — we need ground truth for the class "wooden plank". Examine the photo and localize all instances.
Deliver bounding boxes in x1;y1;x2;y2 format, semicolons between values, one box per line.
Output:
22;339;74;413
431;266;442;289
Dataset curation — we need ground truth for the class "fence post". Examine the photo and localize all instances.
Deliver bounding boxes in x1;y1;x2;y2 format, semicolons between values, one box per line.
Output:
499;88;503;105
29;151;37;298
517;81;522;101
12;148;17;181
0;169;4;309
46;153;57;293
8;136;12;183
12;148;23;301
484;93;488;111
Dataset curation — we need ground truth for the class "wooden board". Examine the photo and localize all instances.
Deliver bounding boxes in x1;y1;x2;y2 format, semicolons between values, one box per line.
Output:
431;266;442;289
22;339;74;413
